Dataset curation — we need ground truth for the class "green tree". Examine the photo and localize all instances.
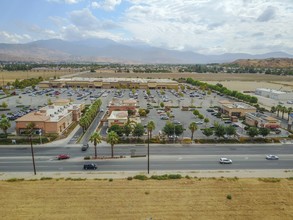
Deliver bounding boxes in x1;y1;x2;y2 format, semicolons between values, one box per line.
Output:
188;122;198;140
1;101;8;109
132;123;145;139
287;107;293;121
280;106;287;119
258;127;270;138
214;123;226;139
193;110;199;117
89;132;102;159
160;102;165;108
106;131;119;158
0;116;11;135
138;109;146;117
47;98;53;105
174;124;184;136
146;89;151;96
202;128;213;138
123;123;132;137
108;124;123;137
163;121;175;137
146;120;156;138
247;127;259;139
198;114;204;120
204;118;209;127
276;105;282;117
225;125;236;138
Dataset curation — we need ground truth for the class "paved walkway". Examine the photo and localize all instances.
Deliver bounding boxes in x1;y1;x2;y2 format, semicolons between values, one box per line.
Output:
0;169;292;180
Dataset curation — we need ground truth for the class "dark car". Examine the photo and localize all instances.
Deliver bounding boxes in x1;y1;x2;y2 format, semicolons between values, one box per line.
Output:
81;143;89;151
83;163;97;170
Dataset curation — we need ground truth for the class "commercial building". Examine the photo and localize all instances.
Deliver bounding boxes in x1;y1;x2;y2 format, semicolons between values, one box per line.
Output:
15;99;84;135
107;111;129;127
245;112;280;129
39;77;178;90
218;100;256;117
108;99;138;114
255;88;293;101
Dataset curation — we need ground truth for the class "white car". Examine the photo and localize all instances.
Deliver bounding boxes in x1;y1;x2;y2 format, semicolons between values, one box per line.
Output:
266;155;279;160
195;121;203;125
219;158;232;164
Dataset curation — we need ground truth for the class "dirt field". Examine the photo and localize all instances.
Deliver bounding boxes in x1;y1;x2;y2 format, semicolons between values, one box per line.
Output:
1;178;293;219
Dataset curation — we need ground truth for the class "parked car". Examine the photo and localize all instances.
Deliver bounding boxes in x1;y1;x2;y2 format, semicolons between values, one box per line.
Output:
172;120;181;124
83;163;97;170
195;121;203;125
82;143;89;151
160;116;169;120
219;158;232;164
266;155;279;160
57;154;70;160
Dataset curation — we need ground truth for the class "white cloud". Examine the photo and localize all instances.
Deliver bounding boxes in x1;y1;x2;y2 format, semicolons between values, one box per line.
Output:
121;0;293;54
0;31;32;43
91;0;122;11
47;0;83;4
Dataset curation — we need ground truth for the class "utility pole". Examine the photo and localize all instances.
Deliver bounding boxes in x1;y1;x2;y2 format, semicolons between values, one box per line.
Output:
30;135;36;175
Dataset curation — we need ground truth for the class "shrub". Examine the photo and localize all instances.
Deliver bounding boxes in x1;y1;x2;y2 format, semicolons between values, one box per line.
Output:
168;174;182;179
84;156;91;160
185;175;191;179
150;175;169;180
40;177;53;181
287;177;293;181
109;178;113;182
227;194;232;200
145;191;150;195
6;178;24;182
127;177;133;181
258;178;281;183
133;175;148;180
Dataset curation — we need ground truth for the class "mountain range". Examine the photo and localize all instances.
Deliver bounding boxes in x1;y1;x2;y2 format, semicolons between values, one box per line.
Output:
0;39;292;64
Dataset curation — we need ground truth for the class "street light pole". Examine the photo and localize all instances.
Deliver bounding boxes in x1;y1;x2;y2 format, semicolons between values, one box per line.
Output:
147;130;150;174
173;125;175;144
30;135;36;175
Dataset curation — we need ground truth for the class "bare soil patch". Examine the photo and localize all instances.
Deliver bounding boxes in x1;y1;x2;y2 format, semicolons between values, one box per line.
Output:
1;178;292;219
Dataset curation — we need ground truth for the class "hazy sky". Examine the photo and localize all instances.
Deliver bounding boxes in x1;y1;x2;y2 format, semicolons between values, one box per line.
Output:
0;0;292;54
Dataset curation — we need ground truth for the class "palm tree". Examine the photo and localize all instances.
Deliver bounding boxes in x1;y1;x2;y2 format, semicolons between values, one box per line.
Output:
281;106;287;119
0;117;11;135
276;105;282;117
89;132;102;159
106;131;119;158
188;122;198;140
146;120;156;138
287;107;293;121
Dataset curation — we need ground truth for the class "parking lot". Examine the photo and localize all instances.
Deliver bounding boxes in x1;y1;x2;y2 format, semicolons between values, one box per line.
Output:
0;85;288;139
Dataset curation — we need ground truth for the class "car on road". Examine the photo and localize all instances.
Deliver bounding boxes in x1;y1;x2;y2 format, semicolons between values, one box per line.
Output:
57;154;70;160
195;121;203;125
82;143;89;151
219;158;232;164
83;163;97;170
266;155;279;160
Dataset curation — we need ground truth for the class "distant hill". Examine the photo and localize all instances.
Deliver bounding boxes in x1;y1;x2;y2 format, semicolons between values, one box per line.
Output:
231;58;293;68
0;39;292;64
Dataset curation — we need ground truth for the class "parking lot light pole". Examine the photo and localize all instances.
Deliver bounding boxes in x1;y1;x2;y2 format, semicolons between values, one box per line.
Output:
147;130;150;174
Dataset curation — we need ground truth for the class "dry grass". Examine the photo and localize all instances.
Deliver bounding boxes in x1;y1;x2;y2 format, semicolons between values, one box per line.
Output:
0;70;75;85
0;178;293;219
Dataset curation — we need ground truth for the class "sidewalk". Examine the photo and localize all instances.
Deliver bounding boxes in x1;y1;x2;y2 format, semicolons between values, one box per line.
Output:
0;169;292;180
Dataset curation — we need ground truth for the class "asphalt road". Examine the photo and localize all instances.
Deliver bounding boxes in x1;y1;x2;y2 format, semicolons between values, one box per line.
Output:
1;144;292;172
